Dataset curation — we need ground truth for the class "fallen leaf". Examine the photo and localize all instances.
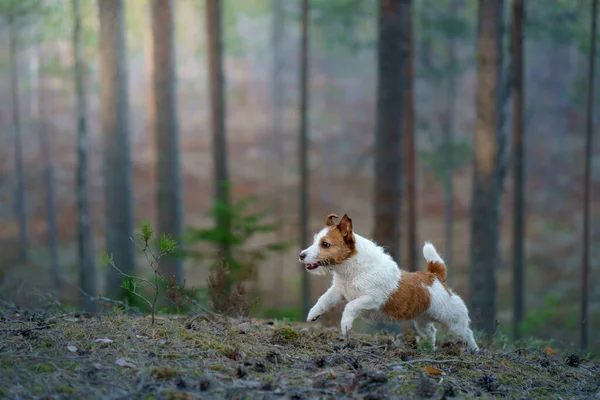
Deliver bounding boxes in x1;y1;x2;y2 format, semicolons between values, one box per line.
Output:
502;359;509;366
67;345;78;353
94;338;113;344
115;358;136;368
545;346;556;356
424;366;444;375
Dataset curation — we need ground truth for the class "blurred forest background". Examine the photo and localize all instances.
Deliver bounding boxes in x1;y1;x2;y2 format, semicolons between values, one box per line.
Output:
0;0;598;354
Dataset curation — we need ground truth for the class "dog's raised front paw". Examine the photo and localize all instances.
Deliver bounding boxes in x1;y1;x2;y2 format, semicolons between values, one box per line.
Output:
340;317;353;337
306;309;321;322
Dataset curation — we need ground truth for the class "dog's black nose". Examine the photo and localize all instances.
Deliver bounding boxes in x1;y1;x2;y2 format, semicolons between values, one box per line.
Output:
299;252;306;260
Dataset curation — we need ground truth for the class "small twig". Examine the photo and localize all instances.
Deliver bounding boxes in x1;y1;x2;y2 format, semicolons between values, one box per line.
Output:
394;358;480;365
109;260;157;290
0;323;55;333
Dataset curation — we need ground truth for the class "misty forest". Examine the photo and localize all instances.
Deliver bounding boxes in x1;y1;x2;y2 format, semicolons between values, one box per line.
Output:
0;0;599;398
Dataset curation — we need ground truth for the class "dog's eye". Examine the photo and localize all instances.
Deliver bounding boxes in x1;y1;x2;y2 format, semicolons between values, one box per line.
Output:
321;241;330;248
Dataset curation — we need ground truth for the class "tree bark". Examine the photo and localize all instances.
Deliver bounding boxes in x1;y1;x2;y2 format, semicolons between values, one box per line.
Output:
469;0;505;339
37;47;61;291
205;0;231;262
511;0;525;341
299;0;311;317
373;0;409;263
98;0;135;298
8;15;28;262
581;0;597;353
151;0;184;285
404;0;417;272
73;0;97;311
271;0;285;305
442;0;459;279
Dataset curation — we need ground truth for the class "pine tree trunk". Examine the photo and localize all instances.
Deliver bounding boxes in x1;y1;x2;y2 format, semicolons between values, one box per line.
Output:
469;0;505;339
511;0;525;341
151;0;184;285
37;48;61;290
205;0;231;263
442;0;459;278
373;0;409;263
98;0;135;298
581;0;597;353
404;0;417;273
271;0;285;305
73;0;97;311
9;16;28;262
299;0;311;317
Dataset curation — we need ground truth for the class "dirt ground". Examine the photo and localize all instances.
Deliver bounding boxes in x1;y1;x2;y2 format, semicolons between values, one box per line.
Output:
1;302;598;400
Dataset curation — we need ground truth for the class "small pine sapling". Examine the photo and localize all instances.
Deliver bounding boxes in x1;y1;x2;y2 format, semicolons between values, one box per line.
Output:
103;221;178;324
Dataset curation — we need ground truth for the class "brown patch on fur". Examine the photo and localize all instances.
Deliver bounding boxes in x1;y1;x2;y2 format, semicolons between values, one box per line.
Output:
427;261;447;282
318;214;357;265
383;271;452;321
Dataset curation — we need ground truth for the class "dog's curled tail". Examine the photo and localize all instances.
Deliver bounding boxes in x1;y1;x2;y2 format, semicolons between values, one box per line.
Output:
423;241;447;282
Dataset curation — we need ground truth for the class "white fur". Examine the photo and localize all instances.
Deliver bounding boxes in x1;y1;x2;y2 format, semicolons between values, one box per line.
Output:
301;234;479;352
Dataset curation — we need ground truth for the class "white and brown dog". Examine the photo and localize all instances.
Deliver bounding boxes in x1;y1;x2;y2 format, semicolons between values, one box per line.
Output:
299;213;479;352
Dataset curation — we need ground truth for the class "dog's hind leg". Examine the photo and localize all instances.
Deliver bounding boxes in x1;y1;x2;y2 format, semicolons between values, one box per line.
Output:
446;322;479;352
414;318;437;350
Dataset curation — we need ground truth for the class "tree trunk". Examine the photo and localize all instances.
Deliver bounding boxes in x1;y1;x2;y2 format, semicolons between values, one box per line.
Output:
299;0;311;317
581;0;597;353
98;0;135;298
373;0;409;263
9;16;28;262
404;0;417;272
469;0;506;339
151;0;184;285
37;48;61;290
73;0;97;311
511;0;525;341
271;0;285;305
442;0;459;279
205;0;231;263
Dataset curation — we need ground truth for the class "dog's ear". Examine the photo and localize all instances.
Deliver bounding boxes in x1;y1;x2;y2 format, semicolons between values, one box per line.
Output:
325;213;340;226
337;214;353;238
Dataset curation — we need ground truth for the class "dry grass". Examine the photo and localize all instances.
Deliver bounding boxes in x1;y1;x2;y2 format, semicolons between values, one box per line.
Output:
0;302;598;399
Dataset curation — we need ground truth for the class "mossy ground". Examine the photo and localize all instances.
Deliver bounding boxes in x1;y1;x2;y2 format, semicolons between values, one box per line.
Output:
0;304;598;399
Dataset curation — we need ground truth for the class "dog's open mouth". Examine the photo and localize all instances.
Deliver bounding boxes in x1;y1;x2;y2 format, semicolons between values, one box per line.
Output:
305;261;324;270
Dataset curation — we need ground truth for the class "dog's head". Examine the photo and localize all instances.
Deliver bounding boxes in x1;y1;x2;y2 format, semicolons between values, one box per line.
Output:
298;213;357;275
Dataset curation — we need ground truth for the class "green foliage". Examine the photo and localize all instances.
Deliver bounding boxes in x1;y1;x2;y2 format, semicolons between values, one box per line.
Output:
261;306;302;322
414;0;475;82
184;194;292;287
0;0;46;23
140;220;153;242
421;139;472;181
309;0;376;53
519;292;560;337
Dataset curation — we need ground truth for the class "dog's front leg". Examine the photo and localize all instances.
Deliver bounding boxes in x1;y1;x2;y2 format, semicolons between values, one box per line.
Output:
307;285;342;322
340;295;380;337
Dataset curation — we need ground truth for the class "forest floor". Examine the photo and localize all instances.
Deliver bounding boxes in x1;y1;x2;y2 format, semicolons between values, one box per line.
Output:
1;304;599;400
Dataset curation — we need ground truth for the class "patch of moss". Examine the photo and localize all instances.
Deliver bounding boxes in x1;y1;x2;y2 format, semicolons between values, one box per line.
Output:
29;363;56;373
57;385;74;394
271;326;299;344
210;364;229;372
31;386;45;395
59;361;78;371
167;390;192;400
151;366;181;379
